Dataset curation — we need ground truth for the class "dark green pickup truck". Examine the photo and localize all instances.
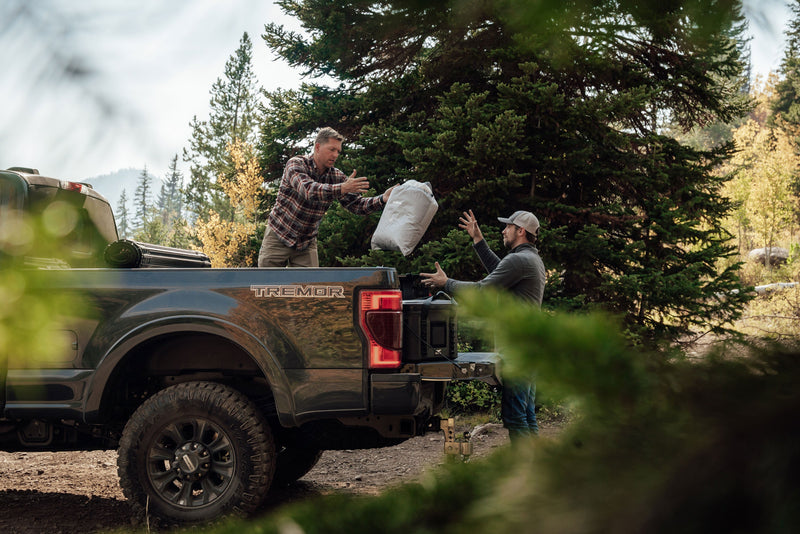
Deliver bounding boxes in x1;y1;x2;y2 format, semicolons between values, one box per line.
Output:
0;167;497;523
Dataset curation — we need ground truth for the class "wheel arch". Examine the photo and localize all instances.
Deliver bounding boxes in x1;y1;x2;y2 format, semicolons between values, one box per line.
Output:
84;317;296;428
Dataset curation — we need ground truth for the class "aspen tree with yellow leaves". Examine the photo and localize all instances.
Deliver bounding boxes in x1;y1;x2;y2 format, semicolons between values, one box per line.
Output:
722;75;800;266
194;140;266;267
746;128;799;265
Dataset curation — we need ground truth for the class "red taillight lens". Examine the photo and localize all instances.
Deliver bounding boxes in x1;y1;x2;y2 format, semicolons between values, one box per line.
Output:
360;290;402;369
61;181;86;193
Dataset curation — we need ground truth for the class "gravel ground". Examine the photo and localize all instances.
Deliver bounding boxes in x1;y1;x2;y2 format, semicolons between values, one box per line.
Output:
0;422;545;533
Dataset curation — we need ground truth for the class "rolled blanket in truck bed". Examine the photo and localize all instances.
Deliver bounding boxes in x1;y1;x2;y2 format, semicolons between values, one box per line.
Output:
104;239;212;268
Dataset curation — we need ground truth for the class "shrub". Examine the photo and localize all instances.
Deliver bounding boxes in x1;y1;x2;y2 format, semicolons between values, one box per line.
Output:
739;285;800;338
444;380;500;417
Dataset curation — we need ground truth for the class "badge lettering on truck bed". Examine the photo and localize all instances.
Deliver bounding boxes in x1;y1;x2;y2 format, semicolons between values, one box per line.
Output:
250;284;346;298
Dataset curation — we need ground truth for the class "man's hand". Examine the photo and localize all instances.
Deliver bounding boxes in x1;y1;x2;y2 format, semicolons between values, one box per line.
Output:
459;209;483;243
381;184;397;204
420;262;448;289
341;170;370;195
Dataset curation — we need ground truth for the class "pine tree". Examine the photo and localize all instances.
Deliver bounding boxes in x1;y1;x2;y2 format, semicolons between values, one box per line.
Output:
165;217;192;249
183;32;260;221
259;0;751;343
156;183;169;224
157;154;183;228
771;0;800;127
134;215;167;245
133;166;152;234
116;188;130;239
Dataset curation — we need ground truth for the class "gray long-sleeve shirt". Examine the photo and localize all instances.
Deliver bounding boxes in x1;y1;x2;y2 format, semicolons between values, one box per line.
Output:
444;239;545;306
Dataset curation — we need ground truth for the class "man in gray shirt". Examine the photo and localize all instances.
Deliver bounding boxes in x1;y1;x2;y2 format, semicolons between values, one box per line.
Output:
421;209;545;440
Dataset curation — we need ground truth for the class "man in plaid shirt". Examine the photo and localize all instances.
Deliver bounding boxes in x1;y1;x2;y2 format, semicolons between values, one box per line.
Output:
258;127;394;267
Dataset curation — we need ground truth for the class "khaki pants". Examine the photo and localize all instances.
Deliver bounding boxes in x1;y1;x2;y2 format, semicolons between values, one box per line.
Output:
258;226;319;267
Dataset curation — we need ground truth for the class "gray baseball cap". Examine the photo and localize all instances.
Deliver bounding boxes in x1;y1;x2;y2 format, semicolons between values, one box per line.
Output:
498;210;539;235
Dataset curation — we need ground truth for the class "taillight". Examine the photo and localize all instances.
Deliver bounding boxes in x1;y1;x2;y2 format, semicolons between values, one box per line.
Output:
61;181;86;194
359;290;402;369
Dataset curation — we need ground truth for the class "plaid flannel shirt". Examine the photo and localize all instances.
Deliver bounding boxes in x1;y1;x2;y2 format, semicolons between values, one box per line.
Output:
268;154;384;250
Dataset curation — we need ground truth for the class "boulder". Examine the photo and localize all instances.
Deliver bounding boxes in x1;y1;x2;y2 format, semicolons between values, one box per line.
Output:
747;247;790;265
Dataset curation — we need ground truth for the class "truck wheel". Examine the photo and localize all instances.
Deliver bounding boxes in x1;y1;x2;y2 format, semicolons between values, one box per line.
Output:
272;445;323;486
117;381;275;524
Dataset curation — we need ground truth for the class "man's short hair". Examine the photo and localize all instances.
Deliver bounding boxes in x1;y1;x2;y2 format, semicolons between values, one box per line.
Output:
315;127;344;146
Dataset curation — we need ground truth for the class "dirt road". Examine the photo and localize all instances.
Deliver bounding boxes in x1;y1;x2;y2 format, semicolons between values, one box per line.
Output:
0;423;532;533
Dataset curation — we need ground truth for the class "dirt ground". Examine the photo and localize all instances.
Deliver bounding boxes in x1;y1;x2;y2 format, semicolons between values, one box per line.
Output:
0;422;560;533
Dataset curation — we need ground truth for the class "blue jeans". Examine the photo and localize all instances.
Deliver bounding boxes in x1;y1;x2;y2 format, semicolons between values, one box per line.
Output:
501;377;537;441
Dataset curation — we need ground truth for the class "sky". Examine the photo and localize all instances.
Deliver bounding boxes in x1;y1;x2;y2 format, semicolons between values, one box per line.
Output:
0;0;308;181
0;0;796;183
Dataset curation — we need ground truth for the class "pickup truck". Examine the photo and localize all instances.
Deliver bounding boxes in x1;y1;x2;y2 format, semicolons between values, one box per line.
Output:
0;167;497;523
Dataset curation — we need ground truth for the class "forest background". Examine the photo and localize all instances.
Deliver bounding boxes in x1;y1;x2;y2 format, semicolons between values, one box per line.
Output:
116;2;800;529
111;0;800;347
4;2;800;532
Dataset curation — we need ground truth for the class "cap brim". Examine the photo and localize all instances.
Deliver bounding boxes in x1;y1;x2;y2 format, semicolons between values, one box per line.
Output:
497;217;512;224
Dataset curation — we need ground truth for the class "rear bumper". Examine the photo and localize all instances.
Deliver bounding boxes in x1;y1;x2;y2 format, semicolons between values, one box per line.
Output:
369;352;499;416
354;353;499;439
403;352;500;385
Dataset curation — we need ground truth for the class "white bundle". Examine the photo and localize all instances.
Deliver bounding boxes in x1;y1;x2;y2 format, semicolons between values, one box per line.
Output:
371;180;438;256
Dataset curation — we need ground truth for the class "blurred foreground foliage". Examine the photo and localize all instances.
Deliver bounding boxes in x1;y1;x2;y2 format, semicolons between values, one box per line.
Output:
0;207;89;367
183;289;799;534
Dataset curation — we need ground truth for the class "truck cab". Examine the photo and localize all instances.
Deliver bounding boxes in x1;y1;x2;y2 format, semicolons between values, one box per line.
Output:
0;167;118;268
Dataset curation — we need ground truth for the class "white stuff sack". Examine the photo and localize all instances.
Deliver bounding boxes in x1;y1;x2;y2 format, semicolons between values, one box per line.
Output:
371;180;438;256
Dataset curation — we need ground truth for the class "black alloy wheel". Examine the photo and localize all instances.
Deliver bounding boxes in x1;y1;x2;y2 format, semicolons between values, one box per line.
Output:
118;381;275;524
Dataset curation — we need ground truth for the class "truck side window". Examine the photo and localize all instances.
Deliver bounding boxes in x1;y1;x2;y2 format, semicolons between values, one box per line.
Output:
0;175;25;219
0;176;26;265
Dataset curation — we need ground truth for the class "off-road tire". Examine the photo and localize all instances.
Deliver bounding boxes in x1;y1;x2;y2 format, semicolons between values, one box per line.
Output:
272;445;323;487
117;381;275;524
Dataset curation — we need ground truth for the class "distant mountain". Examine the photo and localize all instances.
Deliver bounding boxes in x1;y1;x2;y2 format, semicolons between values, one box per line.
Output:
84;168;164;214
